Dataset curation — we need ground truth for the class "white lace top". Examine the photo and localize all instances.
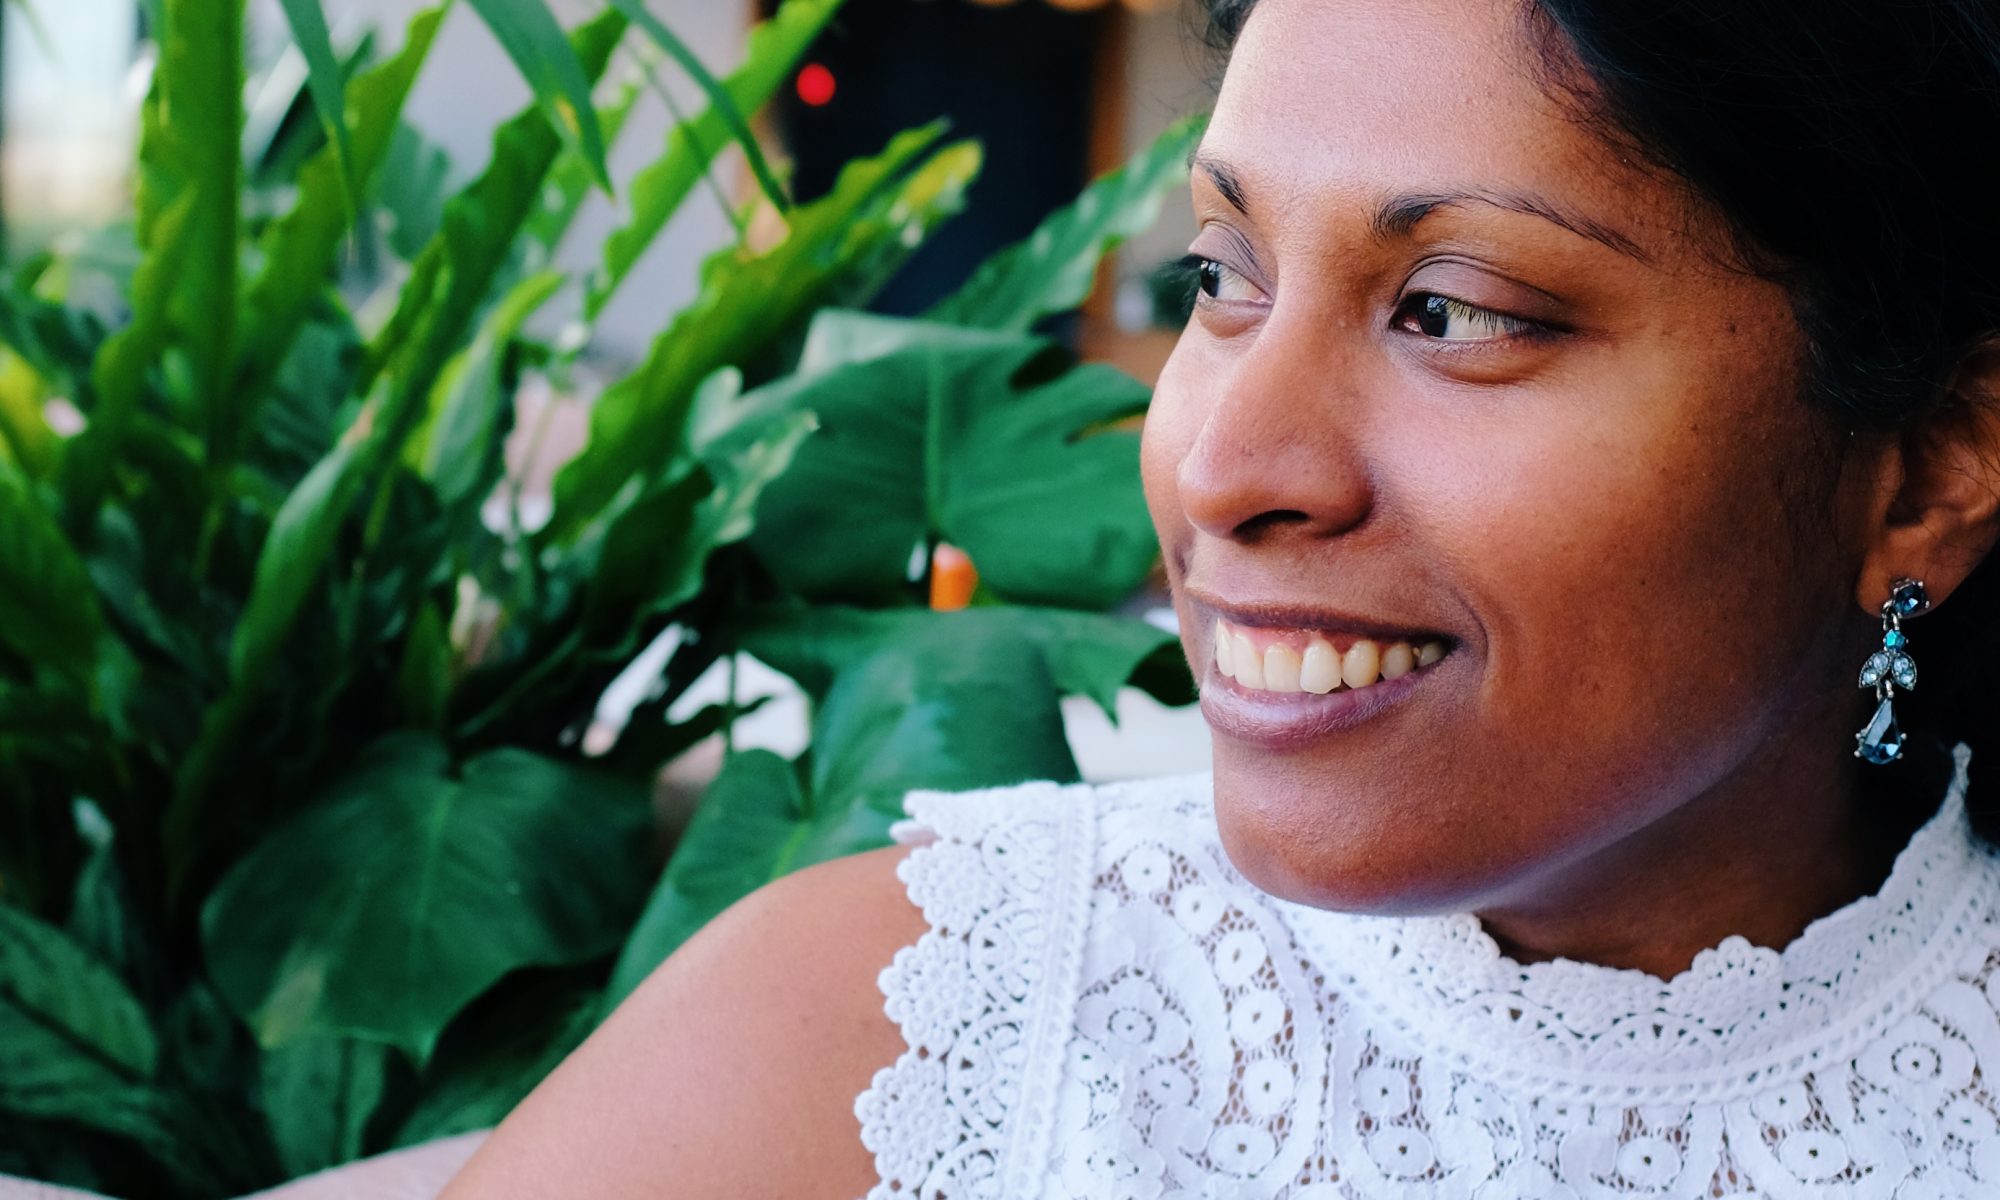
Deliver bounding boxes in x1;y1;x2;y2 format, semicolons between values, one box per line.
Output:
854;748;2000;1199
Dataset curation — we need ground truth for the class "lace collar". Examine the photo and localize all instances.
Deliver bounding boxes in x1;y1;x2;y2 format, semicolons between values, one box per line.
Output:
1283;745;1998;1103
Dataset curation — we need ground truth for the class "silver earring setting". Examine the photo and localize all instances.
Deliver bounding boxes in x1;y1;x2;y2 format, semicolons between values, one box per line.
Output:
1854;578;1929;765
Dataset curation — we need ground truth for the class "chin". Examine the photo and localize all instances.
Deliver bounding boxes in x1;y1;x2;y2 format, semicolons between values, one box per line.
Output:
1206;751;1541;918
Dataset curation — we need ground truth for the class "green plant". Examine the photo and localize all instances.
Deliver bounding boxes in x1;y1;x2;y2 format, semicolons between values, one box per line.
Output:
0;0;1203;1193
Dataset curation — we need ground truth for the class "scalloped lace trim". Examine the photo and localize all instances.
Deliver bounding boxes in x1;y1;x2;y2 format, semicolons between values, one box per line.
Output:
854;778;1097;1200
858;754;2000;1199
1291;745;1990;1100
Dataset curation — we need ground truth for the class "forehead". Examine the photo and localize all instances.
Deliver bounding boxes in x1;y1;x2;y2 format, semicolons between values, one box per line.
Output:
1206;0;1689;259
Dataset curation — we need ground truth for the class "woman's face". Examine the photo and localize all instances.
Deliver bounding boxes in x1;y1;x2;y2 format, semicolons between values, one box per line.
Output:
1143;0;1870;915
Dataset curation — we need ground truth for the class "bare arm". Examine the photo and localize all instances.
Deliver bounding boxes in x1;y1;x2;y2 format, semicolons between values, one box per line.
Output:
439;844;926;1199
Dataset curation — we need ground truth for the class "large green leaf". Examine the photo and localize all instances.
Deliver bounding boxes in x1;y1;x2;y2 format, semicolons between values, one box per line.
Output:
522;75;645;261
926;112;1208;331
140;0;244;456
608;604;1179;999
0;352;57;474
252;313;362;485
375;122;454;261
259;1036;390;1177
0;472;104;685
396;596;451;731
738;311;1156;608
0;902;163;1139
0;279;103;403
584;0;844;320
749;605;1176;808
544;123;981;541
464;0;612;190
65;806;149;996
366;9;624;454
171;15;627;846
273;0;356;214
581;410;816;647
607;749;807;1002
64;192;198;522
167;441;365;863
454;409;814;739
237;4;447;413
202;733;652;1060
413;269;564;516
838;136;989;305
606;0;792;214
244;23;376;189
393;978;597;1147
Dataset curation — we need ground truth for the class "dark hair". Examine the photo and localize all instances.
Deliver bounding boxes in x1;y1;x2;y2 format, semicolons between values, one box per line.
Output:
1189;0;2000;822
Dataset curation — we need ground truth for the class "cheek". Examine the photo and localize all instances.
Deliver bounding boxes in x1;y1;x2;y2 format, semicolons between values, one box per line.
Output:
1445;340;1836;762
1461;333;1825;679
1211;310;1851;914
1139;339;1206;560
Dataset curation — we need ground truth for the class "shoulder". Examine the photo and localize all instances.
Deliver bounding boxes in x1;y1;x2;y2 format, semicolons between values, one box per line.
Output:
441;842;925;1200
441;772;1223;1200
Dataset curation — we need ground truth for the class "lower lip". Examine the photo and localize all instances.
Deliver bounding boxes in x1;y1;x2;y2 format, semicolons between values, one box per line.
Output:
1199;659;1442;750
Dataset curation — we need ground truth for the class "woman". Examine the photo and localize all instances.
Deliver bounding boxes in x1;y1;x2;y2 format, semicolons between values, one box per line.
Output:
443;0;2000;1195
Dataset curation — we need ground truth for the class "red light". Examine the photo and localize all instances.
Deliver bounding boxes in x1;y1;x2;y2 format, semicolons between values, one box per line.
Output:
796;62;836;107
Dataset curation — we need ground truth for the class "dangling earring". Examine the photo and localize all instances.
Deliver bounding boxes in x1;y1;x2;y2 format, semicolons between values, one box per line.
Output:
1854;578;1929;765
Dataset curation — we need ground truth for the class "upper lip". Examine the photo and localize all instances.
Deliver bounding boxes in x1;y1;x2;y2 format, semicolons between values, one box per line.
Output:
1182;585;1450;644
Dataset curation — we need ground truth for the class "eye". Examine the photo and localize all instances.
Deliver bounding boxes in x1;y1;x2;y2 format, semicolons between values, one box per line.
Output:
1395;293;1546;342
1177;254;1262;305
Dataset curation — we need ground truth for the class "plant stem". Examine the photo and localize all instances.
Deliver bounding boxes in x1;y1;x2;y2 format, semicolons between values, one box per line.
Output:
723;647;739;758
508;378;563;609
643;59;747;241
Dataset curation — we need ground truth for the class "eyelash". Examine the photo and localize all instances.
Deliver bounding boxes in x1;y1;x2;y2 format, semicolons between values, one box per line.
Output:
1172;253;1557;345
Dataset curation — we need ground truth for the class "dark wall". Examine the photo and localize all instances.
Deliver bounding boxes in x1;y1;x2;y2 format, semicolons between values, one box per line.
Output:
768;0;1109;319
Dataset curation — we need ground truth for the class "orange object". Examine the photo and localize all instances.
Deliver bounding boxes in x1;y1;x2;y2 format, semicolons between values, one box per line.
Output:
929;543;978;610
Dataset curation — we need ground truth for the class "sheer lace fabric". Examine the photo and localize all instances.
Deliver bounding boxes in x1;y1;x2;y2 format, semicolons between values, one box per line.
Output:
856;749;2000;1199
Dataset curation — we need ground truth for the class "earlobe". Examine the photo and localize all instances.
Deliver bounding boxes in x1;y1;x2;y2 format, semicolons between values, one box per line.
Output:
1855;340;2000;615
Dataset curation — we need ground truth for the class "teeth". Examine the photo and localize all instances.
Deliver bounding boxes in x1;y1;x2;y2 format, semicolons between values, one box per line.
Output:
1232;630;1265;689
1341;639;1381;690
1263;643;1302;693
1213;619;1449;695
1300;640;1342;694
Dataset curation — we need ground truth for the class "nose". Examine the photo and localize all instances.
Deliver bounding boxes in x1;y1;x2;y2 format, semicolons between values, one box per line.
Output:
1172;313;1376;544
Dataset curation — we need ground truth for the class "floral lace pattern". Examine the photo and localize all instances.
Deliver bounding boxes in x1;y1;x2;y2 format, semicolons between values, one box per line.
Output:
855;748;2000;1199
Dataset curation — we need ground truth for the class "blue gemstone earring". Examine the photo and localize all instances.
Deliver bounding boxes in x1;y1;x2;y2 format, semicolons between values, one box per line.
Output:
1854;577;1929;764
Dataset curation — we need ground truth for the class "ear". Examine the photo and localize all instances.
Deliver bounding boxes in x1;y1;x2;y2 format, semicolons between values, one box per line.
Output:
1856;338;2000;615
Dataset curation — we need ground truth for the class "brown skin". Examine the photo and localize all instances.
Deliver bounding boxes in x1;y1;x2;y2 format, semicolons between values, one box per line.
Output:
442;0;2000;1193
1146;0;2000;973
437;845;920;1198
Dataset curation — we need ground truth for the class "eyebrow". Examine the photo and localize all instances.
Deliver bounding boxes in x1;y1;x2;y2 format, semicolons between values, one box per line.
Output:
1189;151;1652;264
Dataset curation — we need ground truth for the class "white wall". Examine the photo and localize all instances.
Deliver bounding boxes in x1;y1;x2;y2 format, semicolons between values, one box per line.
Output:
5;0;1209;352
2;0;140;227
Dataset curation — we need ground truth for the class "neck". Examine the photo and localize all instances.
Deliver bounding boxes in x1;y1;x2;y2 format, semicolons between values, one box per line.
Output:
1473;709;1944;980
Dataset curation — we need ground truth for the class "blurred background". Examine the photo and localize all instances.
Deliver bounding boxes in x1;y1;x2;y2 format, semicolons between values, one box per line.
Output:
5;0;1211;371
2;0;1213;778
0;1;1217;1193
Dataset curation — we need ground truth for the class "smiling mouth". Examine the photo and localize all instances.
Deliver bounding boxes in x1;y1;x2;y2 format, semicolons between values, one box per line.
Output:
1211;616;1448;695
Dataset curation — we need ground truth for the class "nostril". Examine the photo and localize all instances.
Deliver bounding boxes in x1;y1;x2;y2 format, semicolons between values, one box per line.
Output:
1235;510;1315;539
1173;412;1374;540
